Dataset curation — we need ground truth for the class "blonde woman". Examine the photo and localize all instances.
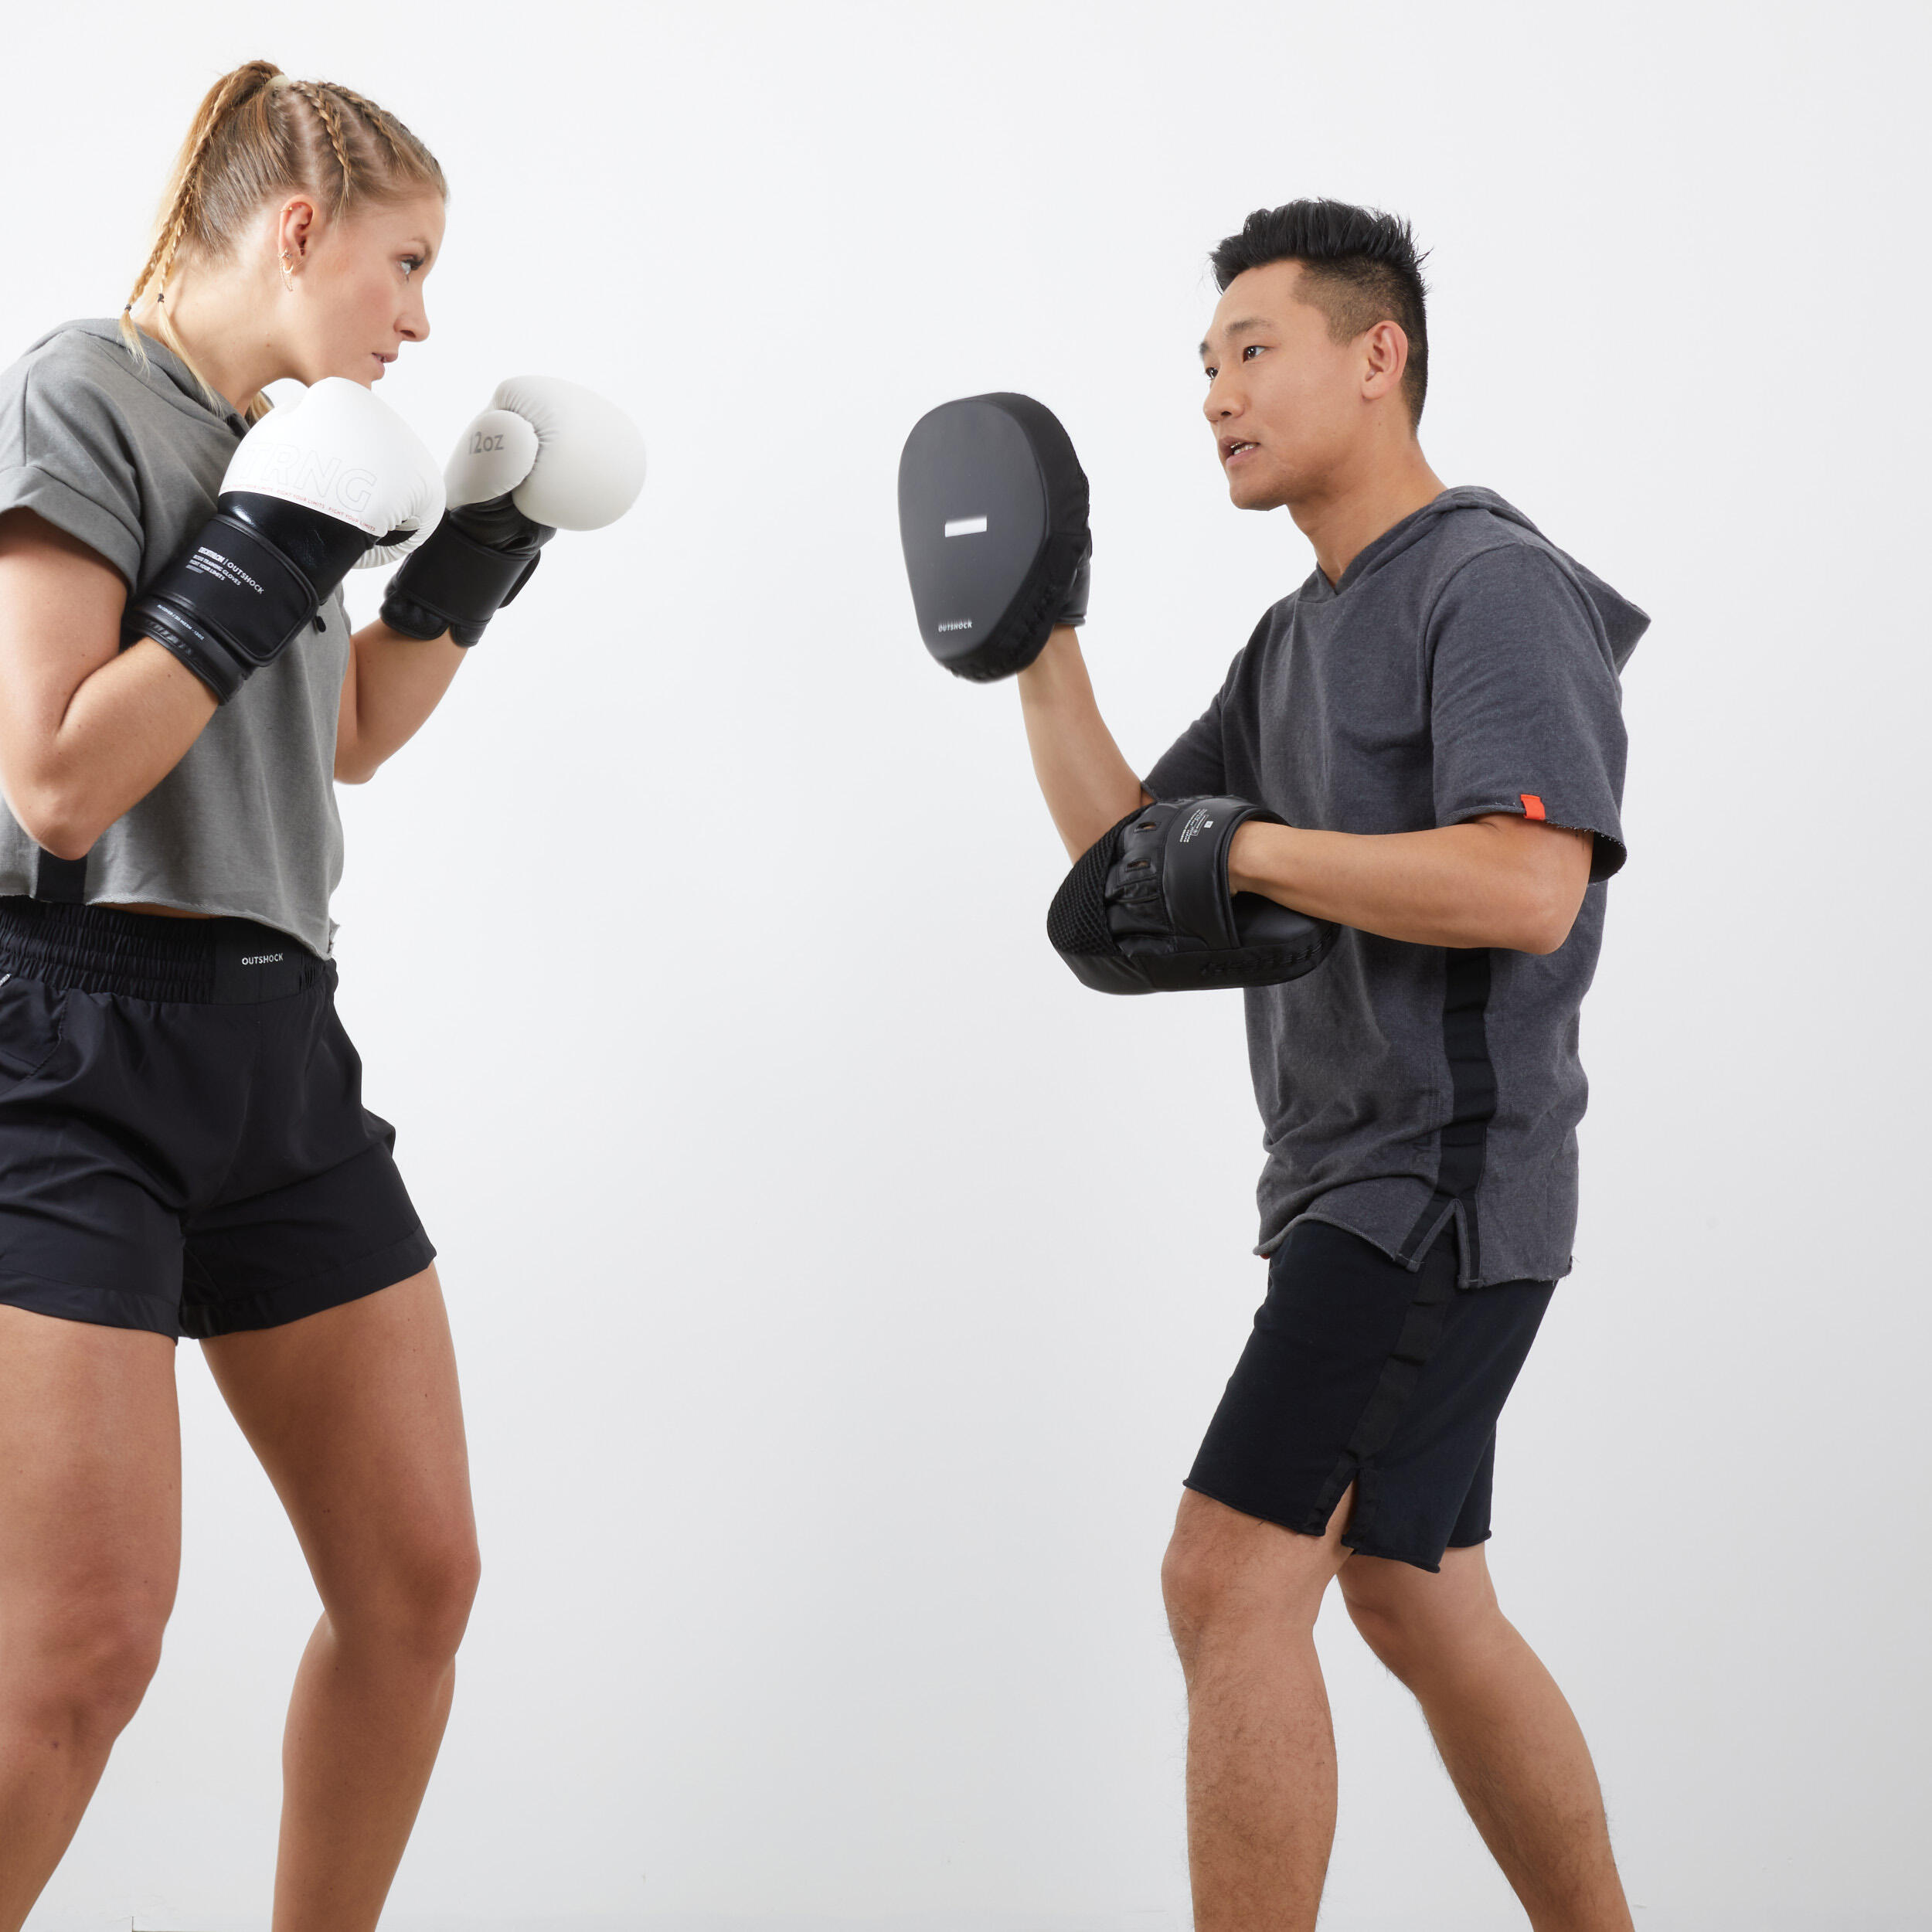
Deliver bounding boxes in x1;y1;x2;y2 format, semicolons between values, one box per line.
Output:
0;60;640;1930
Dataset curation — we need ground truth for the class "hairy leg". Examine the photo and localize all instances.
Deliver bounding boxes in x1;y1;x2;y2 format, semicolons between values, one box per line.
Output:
0;1306;179;1932
202;1267;478;1932
1162;1487;1354;1932
1339;1544;1633;1932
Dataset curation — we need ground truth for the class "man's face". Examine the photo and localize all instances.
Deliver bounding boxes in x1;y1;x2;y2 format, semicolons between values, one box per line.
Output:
1199;260;1368;511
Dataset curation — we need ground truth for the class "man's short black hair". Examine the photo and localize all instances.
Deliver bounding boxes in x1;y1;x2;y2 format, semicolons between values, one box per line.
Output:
1211;200;1430;427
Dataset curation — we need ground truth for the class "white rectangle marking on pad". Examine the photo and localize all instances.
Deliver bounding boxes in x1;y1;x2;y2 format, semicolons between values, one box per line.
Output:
944;516;988;537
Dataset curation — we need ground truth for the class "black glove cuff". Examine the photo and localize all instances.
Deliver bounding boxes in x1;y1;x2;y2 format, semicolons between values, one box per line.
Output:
380;501;548;647
1057;546;1092;630
1145;798;1256;947
124;502;331;703
134;603;247;703
1047;796;1338;994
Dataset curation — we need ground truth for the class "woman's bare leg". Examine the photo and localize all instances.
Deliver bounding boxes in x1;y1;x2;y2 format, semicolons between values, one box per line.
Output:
0;1305;180;1932
202;1265;479;1932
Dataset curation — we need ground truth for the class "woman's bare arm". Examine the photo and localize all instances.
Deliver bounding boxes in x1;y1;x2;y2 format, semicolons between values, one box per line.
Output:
0;509;218;858
333;617;467;784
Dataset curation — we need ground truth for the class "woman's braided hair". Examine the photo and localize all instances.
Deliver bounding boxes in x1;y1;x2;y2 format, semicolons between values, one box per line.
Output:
123;62;445;420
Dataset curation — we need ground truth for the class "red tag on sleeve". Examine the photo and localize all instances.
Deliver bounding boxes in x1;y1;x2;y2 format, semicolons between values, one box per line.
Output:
1520;793;1546;821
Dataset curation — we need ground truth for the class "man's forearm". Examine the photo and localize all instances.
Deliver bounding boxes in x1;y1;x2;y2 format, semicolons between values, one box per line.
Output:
1015;627;1147;860
336;622;467;782
1228;816;1593;955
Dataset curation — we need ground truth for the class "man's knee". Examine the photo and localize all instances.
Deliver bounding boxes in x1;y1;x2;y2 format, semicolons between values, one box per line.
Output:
1338;1583;1427;1680
1161;1492;1332;1663
1338;1550;1505;1684
1160;1525;1229;1646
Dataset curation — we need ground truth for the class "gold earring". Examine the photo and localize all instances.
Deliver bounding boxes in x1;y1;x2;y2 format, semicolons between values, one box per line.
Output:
279;250;296;293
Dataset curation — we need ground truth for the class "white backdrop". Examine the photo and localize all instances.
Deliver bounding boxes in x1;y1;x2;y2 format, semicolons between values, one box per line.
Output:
5;2;1927;1929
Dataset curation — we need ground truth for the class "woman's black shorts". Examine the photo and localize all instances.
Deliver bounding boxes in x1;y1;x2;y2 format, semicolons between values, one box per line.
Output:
1185;1216;1553;1573
0;897;434;1339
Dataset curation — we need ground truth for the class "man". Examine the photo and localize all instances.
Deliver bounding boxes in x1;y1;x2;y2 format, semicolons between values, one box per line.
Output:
1014;200;1645;1930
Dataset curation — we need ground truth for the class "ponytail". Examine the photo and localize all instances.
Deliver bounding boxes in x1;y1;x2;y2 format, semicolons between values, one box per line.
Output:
122;61;446;420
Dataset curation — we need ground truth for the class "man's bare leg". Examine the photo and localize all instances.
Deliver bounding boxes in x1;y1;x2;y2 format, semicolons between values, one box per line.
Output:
1338;1545;1633;1932
1162;1487;1355;1932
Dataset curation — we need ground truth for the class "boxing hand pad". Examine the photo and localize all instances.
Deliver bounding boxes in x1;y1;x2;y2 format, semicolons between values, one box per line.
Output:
898;393;1091;682
382;375;645;645
1047;797;1338;994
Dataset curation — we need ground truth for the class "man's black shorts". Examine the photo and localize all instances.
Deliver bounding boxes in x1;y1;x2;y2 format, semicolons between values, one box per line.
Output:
1185;1217;1553;1572
0;897;434;1340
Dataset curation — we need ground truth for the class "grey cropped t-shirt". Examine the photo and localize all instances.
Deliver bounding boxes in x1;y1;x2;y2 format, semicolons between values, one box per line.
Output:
0;319;349;956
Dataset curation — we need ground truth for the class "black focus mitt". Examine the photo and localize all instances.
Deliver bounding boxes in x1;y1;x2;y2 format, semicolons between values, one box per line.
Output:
1047;797;1338;994
896;393;1090;682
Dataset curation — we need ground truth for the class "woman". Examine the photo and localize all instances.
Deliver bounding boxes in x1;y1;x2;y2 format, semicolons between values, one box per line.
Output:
0;62;477;1932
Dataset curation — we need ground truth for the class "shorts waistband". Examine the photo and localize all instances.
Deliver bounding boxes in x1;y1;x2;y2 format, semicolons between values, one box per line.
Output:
0;897;329;1003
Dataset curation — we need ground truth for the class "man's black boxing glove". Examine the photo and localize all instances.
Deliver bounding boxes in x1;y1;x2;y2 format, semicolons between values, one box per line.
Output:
1048;796;1338;993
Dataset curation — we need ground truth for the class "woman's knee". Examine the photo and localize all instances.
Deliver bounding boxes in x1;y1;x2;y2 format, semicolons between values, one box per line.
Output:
329;1526;481;1663
8;1585;172;1738
388;1529;481;1660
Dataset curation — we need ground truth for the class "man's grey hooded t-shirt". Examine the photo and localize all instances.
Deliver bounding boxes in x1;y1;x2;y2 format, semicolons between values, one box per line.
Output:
0;319;349;955
1145;488;1647;1287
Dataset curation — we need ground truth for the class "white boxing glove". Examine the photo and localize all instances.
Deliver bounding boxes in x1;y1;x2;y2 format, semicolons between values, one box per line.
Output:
128;377;444;701
227;377;447;552
380;375;645;645
447;374;646;527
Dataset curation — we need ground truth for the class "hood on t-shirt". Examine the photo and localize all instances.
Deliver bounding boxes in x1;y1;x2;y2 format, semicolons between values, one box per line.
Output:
26;318;247;434
1340;484;1649;671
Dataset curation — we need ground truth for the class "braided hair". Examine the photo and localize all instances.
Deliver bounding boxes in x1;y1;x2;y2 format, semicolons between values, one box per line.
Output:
122;62;446;420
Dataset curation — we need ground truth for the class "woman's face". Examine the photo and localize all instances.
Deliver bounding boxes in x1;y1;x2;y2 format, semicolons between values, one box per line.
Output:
275;190;446;387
